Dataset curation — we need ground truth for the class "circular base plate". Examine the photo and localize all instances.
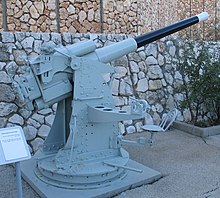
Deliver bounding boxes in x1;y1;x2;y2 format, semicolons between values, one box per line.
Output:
35;149;129;189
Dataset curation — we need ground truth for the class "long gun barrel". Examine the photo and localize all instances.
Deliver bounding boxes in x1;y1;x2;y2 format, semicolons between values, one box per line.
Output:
91;12;209;63
134;12;209;48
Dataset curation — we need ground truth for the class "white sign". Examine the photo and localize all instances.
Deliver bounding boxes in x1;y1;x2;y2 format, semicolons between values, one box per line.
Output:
0;126;31;165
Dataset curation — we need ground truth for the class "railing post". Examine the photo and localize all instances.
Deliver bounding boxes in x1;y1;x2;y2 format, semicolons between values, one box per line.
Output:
99;0;103;33
2;0;7;31
55;0;60;33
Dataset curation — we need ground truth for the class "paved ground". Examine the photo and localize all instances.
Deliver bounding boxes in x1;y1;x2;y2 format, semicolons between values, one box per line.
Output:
1;129;220;198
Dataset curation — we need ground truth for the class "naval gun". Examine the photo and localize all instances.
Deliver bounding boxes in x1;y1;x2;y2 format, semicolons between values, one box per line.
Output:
15;12;208;193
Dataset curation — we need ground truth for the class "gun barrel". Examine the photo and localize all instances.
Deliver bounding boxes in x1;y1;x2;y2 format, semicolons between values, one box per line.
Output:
135;12;209;48
88;12;208;63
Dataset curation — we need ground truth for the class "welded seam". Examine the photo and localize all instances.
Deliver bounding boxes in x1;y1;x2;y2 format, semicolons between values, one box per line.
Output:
202;181;220;197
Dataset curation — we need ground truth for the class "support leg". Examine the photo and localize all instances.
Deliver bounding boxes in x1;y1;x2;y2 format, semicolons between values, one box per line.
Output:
150;132;154;146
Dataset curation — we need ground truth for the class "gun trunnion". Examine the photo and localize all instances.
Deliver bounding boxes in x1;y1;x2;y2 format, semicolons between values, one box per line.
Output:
16;12;208;197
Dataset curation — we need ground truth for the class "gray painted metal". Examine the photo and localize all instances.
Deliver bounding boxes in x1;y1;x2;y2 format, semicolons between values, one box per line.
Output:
21;158;161;198
141;108;178;145
99;0;103;33
15;162;22;198
15;13;207;193
55;0;60;33
1;0;7;31
15;39;152;190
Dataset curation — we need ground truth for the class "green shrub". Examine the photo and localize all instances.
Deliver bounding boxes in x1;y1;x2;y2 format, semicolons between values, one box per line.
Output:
176;39;220;126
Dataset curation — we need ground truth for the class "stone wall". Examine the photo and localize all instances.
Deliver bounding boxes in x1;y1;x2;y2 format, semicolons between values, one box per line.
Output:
0;32;219;153
59;0;100;33
178;0;220;41
5;0;58;32
0;0;219;41
2;0;101;33
103;0;139;34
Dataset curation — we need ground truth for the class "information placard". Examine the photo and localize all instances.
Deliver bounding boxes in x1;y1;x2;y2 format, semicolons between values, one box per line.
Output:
0;126;31;165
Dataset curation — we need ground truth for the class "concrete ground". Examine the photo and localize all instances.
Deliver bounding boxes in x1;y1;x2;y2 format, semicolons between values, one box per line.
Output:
1;129;220;198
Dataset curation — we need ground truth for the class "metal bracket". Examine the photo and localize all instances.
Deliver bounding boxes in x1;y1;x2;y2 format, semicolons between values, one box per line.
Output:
104;161;143;173
119;136;153;147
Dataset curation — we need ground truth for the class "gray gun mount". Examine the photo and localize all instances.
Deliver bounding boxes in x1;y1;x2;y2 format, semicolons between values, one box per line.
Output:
15;12;208;193
17;39;150;189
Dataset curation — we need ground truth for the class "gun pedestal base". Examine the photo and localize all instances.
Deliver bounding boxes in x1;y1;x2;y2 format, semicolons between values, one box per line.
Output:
21;158;161;198
35;148;130;189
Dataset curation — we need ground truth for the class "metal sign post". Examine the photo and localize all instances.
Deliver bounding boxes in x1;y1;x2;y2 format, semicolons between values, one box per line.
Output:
0;126;31;198
15;162;22;198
